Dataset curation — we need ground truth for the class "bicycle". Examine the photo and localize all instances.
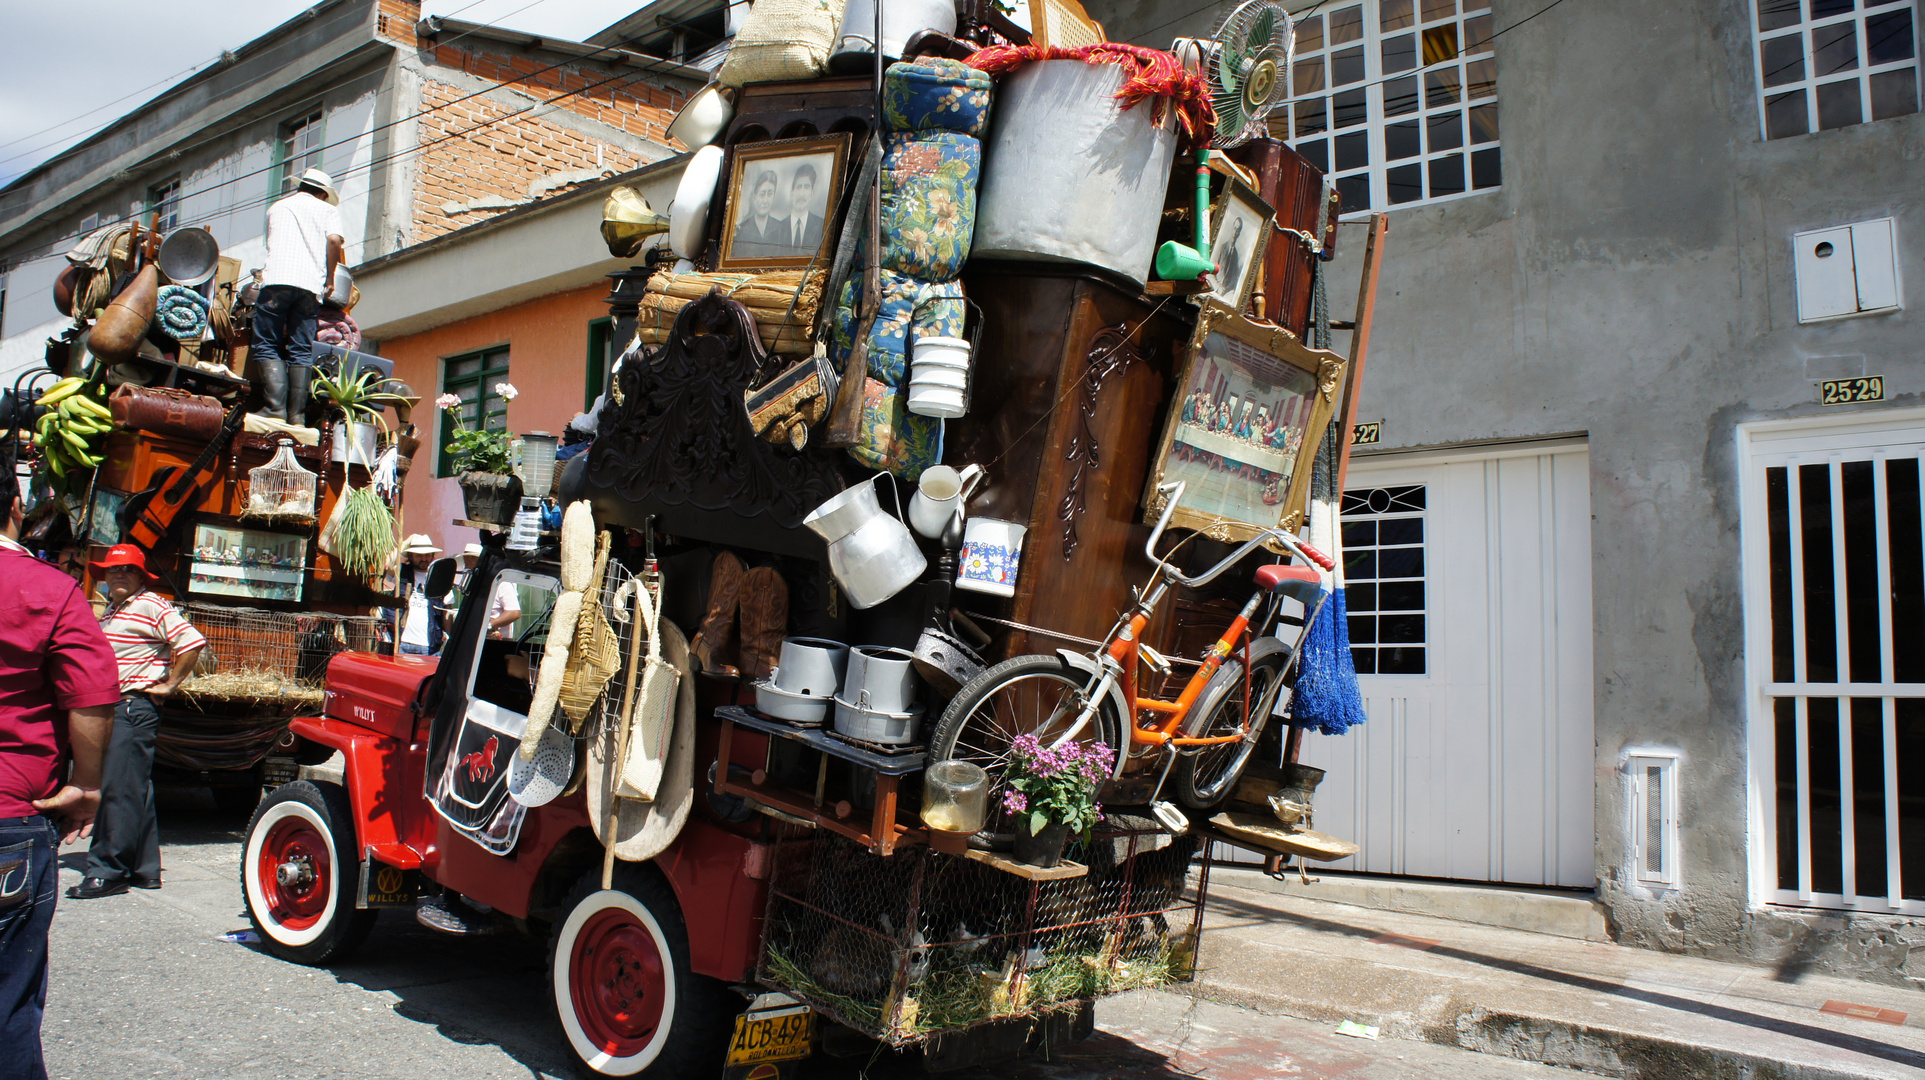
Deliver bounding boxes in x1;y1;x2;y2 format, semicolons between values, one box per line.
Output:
930;480;1336;833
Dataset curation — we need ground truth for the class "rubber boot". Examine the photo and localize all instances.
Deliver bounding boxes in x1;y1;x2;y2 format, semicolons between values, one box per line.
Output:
689;550;747;679
736;566;789;683
252;358;288;422
286;365;313;428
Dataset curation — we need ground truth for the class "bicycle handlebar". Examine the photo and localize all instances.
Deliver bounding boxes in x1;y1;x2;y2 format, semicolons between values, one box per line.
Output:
1146;481;1337;586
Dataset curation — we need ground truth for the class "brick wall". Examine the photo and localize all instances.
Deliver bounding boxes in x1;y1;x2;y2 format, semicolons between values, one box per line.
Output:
375;0;687;243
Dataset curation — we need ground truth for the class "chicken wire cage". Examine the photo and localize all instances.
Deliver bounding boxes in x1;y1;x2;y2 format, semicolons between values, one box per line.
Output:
242;438;320;524
758;823;1206;1046
180;603;381;689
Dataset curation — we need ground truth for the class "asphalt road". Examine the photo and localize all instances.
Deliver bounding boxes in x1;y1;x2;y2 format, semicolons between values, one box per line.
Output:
39;788;1572;1080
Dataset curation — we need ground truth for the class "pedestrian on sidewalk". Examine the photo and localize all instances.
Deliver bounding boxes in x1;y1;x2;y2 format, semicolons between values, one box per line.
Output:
0;462;119;1080
67;546;206;901
250;167;344;426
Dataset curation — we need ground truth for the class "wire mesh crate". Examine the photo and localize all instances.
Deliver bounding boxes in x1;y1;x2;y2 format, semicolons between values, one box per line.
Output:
758;822;1205;1045
179;603;381;688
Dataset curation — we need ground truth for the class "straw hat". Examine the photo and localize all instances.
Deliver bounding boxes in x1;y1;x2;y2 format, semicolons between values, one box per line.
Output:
299;168;339;205
462;543;483;557
401;534;442;555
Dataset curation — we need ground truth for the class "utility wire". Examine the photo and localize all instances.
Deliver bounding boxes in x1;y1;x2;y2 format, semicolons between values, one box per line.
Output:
0;61;216;159
0;0;723;230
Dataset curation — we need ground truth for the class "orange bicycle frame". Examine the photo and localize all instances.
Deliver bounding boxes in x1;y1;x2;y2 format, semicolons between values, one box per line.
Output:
1106;592;1264;747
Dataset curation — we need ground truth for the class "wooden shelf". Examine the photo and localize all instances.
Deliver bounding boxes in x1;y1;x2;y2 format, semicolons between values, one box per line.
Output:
714;711;925;856
963;849;1087;880
1143;279;1208;296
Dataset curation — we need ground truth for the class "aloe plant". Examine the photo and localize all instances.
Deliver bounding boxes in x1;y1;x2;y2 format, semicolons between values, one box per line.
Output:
313;369;409;429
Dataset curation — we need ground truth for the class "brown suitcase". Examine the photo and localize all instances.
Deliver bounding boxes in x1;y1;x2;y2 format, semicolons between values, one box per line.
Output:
1227;140;1340;338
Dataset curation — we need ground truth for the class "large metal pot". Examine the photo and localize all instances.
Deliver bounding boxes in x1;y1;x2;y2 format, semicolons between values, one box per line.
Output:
802;478;926;609
972;60;1180;286
156;227;220;287
829;0;957;73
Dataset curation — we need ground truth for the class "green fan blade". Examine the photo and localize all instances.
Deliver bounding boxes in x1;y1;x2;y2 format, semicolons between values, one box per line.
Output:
1249;8;1275;53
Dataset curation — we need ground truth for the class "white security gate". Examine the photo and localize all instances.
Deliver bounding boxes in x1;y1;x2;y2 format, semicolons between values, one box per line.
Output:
1740;410;1925;915
1295;440;1596;888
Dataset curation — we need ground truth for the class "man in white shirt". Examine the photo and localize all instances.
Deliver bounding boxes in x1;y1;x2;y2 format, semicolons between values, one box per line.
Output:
391;535;444;656
453;543;521;639
252;168;345;426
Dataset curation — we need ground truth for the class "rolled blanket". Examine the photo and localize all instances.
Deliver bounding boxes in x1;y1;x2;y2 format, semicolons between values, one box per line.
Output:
155;285;211;342
829;269;964;387
316;306;361;349
879;131;980;282
883;58;993;137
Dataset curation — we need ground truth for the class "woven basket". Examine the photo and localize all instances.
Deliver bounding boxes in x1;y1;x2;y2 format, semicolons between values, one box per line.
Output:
717;0;847;86
559;533;622;727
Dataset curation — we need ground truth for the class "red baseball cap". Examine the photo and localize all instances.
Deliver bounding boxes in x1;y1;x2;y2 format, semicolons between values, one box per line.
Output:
91;544;151;575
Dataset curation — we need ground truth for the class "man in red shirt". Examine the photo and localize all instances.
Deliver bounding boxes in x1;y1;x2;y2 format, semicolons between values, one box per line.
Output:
68;546;204;901
0;462;119;1080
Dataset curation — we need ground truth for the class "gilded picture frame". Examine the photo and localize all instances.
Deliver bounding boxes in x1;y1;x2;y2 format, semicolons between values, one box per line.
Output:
1198;179;1276;314
1142;301;1348;541
717;134;851;272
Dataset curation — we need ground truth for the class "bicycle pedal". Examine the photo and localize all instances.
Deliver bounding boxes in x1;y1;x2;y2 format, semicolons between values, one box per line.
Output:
1151;800;1190;835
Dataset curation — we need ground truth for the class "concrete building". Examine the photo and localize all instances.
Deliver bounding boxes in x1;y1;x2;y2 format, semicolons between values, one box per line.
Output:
1089;0;1925;986
0;0;705;382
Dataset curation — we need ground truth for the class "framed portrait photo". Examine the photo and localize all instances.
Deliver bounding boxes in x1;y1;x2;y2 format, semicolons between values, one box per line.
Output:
1199;180;1275;313
718;133;851;271
1144;301;1348;541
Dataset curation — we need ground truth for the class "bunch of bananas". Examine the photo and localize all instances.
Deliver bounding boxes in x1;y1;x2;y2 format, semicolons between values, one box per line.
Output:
31;377;113;479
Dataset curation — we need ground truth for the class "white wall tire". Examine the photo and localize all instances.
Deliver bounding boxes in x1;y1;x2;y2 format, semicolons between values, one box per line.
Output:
240;781;374;964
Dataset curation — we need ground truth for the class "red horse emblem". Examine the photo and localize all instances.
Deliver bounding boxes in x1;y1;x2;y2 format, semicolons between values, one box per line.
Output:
462;736;500;784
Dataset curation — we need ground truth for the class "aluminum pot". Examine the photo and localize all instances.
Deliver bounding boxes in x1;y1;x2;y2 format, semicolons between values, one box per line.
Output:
972;60;1180;286
829;0;957;73
156;227;220;287
755;680;832;725
802;477;926;609
772;636;848;698
843;645;919;715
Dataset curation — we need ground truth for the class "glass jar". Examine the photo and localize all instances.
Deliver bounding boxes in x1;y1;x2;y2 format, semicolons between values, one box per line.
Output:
921;760;989;841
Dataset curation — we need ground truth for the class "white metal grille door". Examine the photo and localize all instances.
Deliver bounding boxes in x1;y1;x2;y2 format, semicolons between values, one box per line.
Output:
1301;443;1596;887
1742;412;1925;914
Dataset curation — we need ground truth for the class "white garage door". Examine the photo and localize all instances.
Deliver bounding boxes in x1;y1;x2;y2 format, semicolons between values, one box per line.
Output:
1296;439;1597;888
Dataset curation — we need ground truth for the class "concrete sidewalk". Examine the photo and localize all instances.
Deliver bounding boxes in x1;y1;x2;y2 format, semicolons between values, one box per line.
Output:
1192;868;1925;1079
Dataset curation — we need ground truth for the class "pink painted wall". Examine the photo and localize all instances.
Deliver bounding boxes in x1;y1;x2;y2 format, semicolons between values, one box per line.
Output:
377;283;609;555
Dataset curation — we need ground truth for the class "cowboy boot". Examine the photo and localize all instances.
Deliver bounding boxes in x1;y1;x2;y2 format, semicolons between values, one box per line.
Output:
690;550;747;678
736;565;789;683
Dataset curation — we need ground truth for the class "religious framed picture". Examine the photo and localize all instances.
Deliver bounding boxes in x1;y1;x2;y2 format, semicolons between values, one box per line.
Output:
717;133;852;271
1199;180;1275;312
1143;300;1349;541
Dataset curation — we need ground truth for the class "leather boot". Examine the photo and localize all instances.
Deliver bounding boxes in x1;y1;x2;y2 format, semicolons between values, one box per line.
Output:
252;358;288;422
286;365;313;428
736;565;789;683
690;551;747;679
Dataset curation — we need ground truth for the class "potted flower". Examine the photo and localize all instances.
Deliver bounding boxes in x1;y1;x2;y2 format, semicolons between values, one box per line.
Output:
439;384;523;524
1000;734;1114;868
313;368;409;467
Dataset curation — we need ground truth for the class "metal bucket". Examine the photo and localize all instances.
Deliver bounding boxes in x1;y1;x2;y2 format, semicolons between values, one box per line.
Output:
828;0;957;73
972;60;1180;286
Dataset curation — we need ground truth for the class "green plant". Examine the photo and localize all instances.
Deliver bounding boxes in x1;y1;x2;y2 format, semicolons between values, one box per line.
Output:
313;369;409;428
435;387;519;475
1001;734;1113;841
331;486;397;577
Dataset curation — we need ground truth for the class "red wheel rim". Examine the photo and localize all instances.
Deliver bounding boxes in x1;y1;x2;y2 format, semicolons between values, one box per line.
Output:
257;815;330;931
569;906;668;1057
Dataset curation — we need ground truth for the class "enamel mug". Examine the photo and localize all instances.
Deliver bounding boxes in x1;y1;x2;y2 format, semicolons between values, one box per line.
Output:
956;517;1026;597
908;464;984;539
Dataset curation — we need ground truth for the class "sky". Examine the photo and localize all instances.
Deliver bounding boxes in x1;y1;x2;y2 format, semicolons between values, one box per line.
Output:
0;0;627;187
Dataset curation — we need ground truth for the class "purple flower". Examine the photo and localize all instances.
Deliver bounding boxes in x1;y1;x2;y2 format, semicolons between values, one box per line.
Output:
1002;789;1028;814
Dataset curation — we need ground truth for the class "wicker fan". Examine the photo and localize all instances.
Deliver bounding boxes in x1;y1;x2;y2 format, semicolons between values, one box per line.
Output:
1209;0;1295;148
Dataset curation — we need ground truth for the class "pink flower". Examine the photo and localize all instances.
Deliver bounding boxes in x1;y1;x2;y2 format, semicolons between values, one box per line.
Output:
494;381;518;401
1002;789;1027;814
435;393;461;410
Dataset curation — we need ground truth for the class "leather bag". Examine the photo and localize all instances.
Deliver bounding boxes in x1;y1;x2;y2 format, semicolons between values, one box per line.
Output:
109;384;223;441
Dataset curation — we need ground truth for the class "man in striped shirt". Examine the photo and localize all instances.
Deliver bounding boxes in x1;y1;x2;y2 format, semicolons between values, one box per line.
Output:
67;546;206;900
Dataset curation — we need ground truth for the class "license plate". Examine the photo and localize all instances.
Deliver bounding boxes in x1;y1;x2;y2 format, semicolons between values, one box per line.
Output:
726;1004;813;1067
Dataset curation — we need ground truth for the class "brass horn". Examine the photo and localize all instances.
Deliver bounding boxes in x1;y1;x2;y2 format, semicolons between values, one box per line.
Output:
600;186;670;258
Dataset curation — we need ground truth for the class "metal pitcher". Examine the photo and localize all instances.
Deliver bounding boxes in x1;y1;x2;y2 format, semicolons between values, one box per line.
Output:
803;476;926;610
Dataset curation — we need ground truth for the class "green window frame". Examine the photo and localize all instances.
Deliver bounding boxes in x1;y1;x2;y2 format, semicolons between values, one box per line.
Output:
585;316;615;411
147;176;182;232
439;345;512;478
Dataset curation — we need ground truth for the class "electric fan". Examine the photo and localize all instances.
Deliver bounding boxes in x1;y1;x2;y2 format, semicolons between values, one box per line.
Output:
1208;0;1294;149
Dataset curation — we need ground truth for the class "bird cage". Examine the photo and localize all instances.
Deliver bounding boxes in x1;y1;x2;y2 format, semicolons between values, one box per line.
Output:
245;438;319;523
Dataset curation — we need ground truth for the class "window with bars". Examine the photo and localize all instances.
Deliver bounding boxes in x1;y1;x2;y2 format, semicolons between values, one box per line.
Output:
440;346;512;478
1753;0;1919;138
272;110;326;201
1283;0;1500;212
1340;483;1427;674
147;176;181;233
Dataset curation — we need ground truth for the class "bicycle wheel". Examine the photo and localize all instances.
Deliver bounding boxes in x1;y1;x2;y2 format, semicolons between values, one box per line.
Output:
930;654;1125;828
1175;640;1292;810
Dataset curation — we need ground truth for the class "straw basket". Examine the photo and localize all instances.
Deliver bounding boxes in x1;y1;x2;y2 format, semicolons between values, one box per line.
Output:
559;533;622;728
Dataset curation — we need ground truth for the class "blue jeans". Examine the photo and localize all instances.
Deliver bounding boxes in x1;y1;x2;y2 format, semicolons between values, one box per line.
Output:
0;815;58;1080
251;284;320;369
399;642;435;656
